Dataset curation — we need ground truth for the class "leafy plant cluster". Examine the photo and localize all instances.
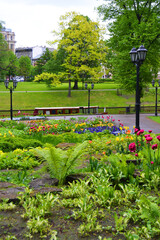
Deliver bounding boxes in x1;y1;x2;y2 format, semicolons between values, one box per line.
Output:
0;148;42;170
0;136;43;152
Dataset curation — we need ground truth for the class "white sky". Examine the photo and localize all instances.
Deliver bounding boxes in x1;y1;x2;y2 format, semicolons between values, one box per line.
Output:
0;0;107;48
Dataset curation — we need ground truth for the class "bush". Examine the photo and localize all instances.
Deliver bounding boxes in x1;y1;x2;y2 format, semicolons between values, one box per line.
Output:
0;137;43;152
42;132;85;145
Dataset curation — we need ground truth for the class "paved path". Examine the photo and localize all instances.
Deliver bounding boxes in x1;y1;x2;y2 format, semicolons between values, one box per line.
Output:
47;113;160;134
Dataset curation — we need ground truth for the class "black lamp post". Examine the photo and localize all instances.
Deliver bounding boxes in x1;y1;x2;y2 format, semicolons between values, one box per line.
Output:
130;45;147;130
151;79;160;116
4;79;18;120
85;82;94;114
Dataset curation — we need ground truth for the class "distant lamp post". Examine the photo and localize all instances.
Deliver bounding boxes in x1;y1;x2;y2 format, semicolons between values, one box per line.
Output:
151;79;160;116
85;82;94;114
130;45;147;130
4;79;18;120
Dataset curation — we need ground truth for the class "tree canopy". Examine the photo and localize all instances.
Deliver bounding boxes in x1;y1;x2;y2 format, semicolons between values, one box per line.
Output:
98;0;160;93
50;12;107;96
18;56;32;81
0;23;9;80
34;48;53;76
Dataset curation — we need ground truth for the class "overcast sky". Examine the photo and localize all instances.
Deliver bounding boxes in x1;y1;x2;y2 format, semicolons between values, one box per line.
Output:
0;0;106;48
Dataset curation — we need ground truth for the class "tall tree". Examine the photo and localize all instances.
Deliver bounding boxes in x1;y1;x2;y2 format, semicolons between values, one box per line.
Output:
18;56;32;81
97;0;160;94
44;48;66;75
34;48;53;75
5;51;19;80
0;22;9;80
50;12;107;97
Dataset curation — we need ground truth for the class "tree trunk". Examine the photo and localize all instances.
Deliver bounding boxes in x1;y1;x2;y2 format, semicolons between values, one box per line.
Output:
68;79;71;97
73;80;78;89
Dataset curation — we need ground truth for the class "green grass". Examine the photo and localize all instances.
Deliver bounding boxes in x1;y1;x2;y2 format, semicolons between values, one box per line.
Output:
0;81;159;113
0;91;135;110
0;81;118;91
148;116;160;124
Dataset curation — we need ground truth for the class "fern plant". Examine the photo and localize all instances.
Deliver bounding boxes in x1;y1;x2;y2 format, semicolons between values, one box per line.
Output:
34;141;87;185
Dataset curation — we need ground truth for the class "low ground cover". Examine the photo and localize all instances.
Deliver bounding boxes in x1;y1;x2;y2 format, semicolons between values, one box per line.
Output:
0;116;160;239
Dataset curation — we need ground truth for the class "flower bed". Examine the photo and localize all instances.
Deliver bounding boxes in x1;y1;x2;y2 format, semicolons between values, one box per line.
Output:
0;116;160;239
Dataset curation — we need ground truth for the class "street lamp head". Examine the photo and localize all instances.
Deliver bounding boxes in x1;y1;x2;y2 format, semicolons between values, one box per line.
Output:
91;83;94;89
4;80;9;89
137;45;147;62
13;80;18;89
152;79;155;87
129;47;137;63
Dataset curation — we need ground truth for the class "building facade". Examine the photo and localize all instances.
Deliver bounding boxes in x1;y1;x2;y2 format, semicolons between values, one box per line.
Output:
1;28;16;53
15;46;54;65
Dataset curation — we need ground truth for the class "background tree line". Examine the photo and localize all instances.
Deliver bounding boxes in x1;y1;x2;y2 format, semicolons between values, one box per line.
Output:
0;1;160;98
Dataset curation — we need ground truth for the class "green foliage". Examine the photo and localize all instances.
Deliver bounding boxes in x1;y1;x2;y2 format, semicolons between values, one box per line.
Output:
19;189;58;238
5;51;19;79
0;136;43;152
0;148;41;170
0;120;26;130
34;141;87;185
34;72;61;87
44;47;66;74
0;31;9;79
97;0;160;94
18;56;32;80
50;12;107;95
34;48;53;75
0;198;16;211
42;131;85;145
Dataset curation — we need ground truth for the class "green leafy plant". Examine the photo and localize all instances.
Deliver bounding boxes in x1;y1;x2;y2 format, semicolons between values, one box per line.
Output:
34;141;87;185
0;198;16;211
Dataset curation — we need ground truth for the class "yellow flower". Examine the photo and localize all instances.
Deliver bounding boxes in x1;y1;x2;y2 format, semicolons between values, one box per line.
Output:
0;150;4;155
108;123;113;128
120;127;122;131
116;137;119;142
121;137;124;141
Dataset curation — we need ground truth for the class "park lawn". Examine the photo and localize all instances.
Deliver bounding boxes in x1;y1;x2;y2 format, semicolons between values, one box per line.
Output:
0;88;158;111
0;81;118;91
148;116;160;124
0;91;135;110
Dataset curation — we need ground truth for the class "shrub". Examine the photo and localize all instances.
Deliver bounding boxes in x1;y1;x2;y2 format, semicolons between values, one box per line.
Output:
0;137;43;152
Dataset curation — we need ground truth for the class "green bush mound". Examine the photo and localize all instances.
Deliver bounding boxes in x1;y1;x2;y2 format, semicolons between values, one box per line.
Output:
0;137;43;152
0;149;41;170
42;131;95;145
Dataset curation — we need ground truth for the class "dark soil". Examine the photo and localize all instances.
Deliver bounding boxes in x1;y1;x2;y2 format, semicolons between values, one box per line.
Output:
0;204;126;240
0;170;126;240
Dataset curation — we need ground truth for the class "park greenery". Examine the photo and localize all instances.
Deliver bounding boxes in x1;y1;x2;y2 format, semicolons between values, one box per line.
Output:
97;0;160;95
0;1;160;239
1;1;160;99
0;116;160;239
0;81;159;116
